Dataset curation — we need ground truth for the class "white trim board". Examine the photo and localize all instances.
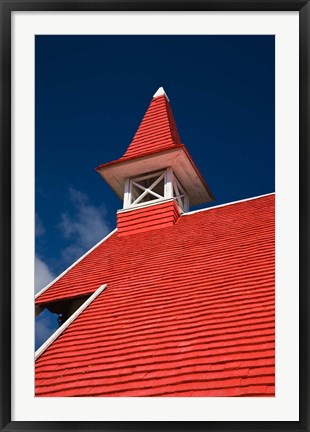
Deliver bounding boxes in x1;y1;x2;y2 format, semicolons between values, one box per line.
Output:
35;228;117;299
181;192;275;216
35;284;107;360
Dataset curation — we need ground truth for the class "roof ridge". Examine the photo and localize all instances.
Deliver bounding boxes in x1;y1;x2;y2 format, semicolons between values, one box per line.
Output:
181;192;275;216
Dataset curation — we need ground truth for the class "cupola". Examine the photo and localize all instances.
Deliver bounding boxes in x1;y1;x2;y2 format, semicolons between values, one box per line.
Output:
96;87;214;236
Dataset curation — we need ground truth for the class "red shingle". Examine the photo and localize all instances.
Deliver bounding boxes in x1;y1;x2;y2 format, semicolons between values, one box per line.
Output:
95;94;184;171
117;200;181;236
35;194;275;397
121;95;181;160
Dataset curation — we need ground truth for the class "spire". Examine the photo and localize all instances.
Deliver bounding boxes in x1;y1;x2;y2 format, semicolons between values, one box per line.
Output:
120;87;181;161
96;88;214;212
153;86;170;100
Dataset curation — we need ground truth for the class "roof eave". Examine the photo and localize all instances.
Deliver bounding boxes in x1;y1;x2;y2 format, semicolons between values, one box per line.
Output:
96;145;215;206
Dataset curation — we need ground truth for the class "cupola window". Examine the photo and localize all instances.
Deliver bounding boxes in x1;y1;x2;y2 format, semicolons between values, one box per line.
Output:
123;168;189;212
130;170;165;206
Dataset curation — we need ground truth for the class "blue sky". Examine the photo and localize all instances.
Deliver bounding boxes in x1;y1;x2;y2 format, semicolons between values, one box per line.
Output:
35;35;275;348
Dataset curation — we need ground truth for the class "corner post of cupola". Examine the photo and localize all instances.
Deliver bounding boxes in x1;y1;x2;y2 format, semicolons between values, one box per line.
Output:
164;167;174;199
123;178;131;209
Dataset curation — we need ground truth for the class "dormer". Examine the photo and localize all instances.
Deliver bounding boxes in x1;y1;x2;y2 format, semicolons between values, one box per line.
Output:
96;87;214;236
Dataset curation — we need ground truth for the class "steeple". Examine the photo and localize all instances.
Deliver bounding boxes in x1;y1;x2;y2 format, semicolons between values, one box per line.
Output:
120;87;181;161
96;87;214;235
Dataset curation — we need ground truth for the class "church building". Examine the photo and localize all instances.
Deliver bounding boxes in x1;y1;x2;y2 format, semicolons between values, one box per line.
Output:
35;88;275;397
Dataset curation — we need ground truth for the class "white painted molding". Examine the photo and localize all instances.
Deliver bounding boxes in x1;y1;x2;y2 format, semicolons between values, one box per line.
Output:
35;228;117;299
35;284;107;360
153;86;170;101
181;192;275;216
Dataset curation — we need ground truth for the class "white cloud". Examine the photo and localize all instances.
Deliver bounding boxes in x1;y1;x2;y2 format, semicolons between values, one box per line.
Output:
35;256;55;293
35;213;45;237
59;188;110;264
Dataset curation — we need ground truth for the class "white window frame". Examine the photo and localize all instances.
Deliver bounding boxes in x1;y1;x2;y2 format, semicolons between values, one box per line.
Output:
123;169;167;209
130;171;165;205
123;168;189;212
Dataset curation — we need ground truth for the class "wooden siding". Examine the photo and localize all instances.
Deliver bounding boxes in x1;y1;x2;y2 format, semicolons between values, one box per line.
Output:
117;200;181;236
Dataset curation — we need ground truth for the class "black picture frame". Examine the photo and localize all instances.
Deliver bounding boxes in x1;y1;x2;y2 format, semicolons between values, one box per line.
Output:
1;1;309;431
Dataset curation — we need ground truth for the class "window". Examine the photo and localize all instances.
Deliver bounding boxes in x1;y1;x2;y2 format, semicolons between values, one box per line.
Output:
123;168;189;212
129;170;165;207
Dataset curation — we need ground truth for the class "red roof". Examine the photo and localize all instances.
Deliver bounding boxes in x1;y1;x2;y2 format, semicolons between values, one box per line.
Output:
35;194;275;397
96;93;183;170
123;93;181;158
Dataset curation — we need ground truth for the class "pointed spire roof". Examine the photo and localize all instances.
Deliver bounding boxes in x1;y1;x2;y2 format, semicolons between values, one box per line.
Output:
153;86;169;99
96;88;214;206
120;87;182;162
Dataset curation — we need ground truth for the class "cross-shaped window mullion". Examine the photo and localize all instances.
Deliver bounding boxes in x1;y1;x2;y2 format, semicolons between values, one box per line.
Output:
132;181;164;200
131;173;165;206
148;189;164;199
173;181;186;209
173;181;182;199
175;175;186;194
132;172;165;193
131;188;161;206
131;181;148;193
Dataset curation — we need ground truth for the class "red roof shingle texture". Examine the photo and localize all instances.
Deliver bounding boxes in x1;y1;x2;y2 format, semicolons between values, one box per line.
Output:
96;95;183;171
121;94;182;160
35;194;275;397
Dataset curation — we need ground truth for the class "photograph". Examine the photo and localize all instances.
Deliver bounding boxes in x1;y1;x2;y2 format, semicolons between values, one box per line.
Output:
34;35;275;397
